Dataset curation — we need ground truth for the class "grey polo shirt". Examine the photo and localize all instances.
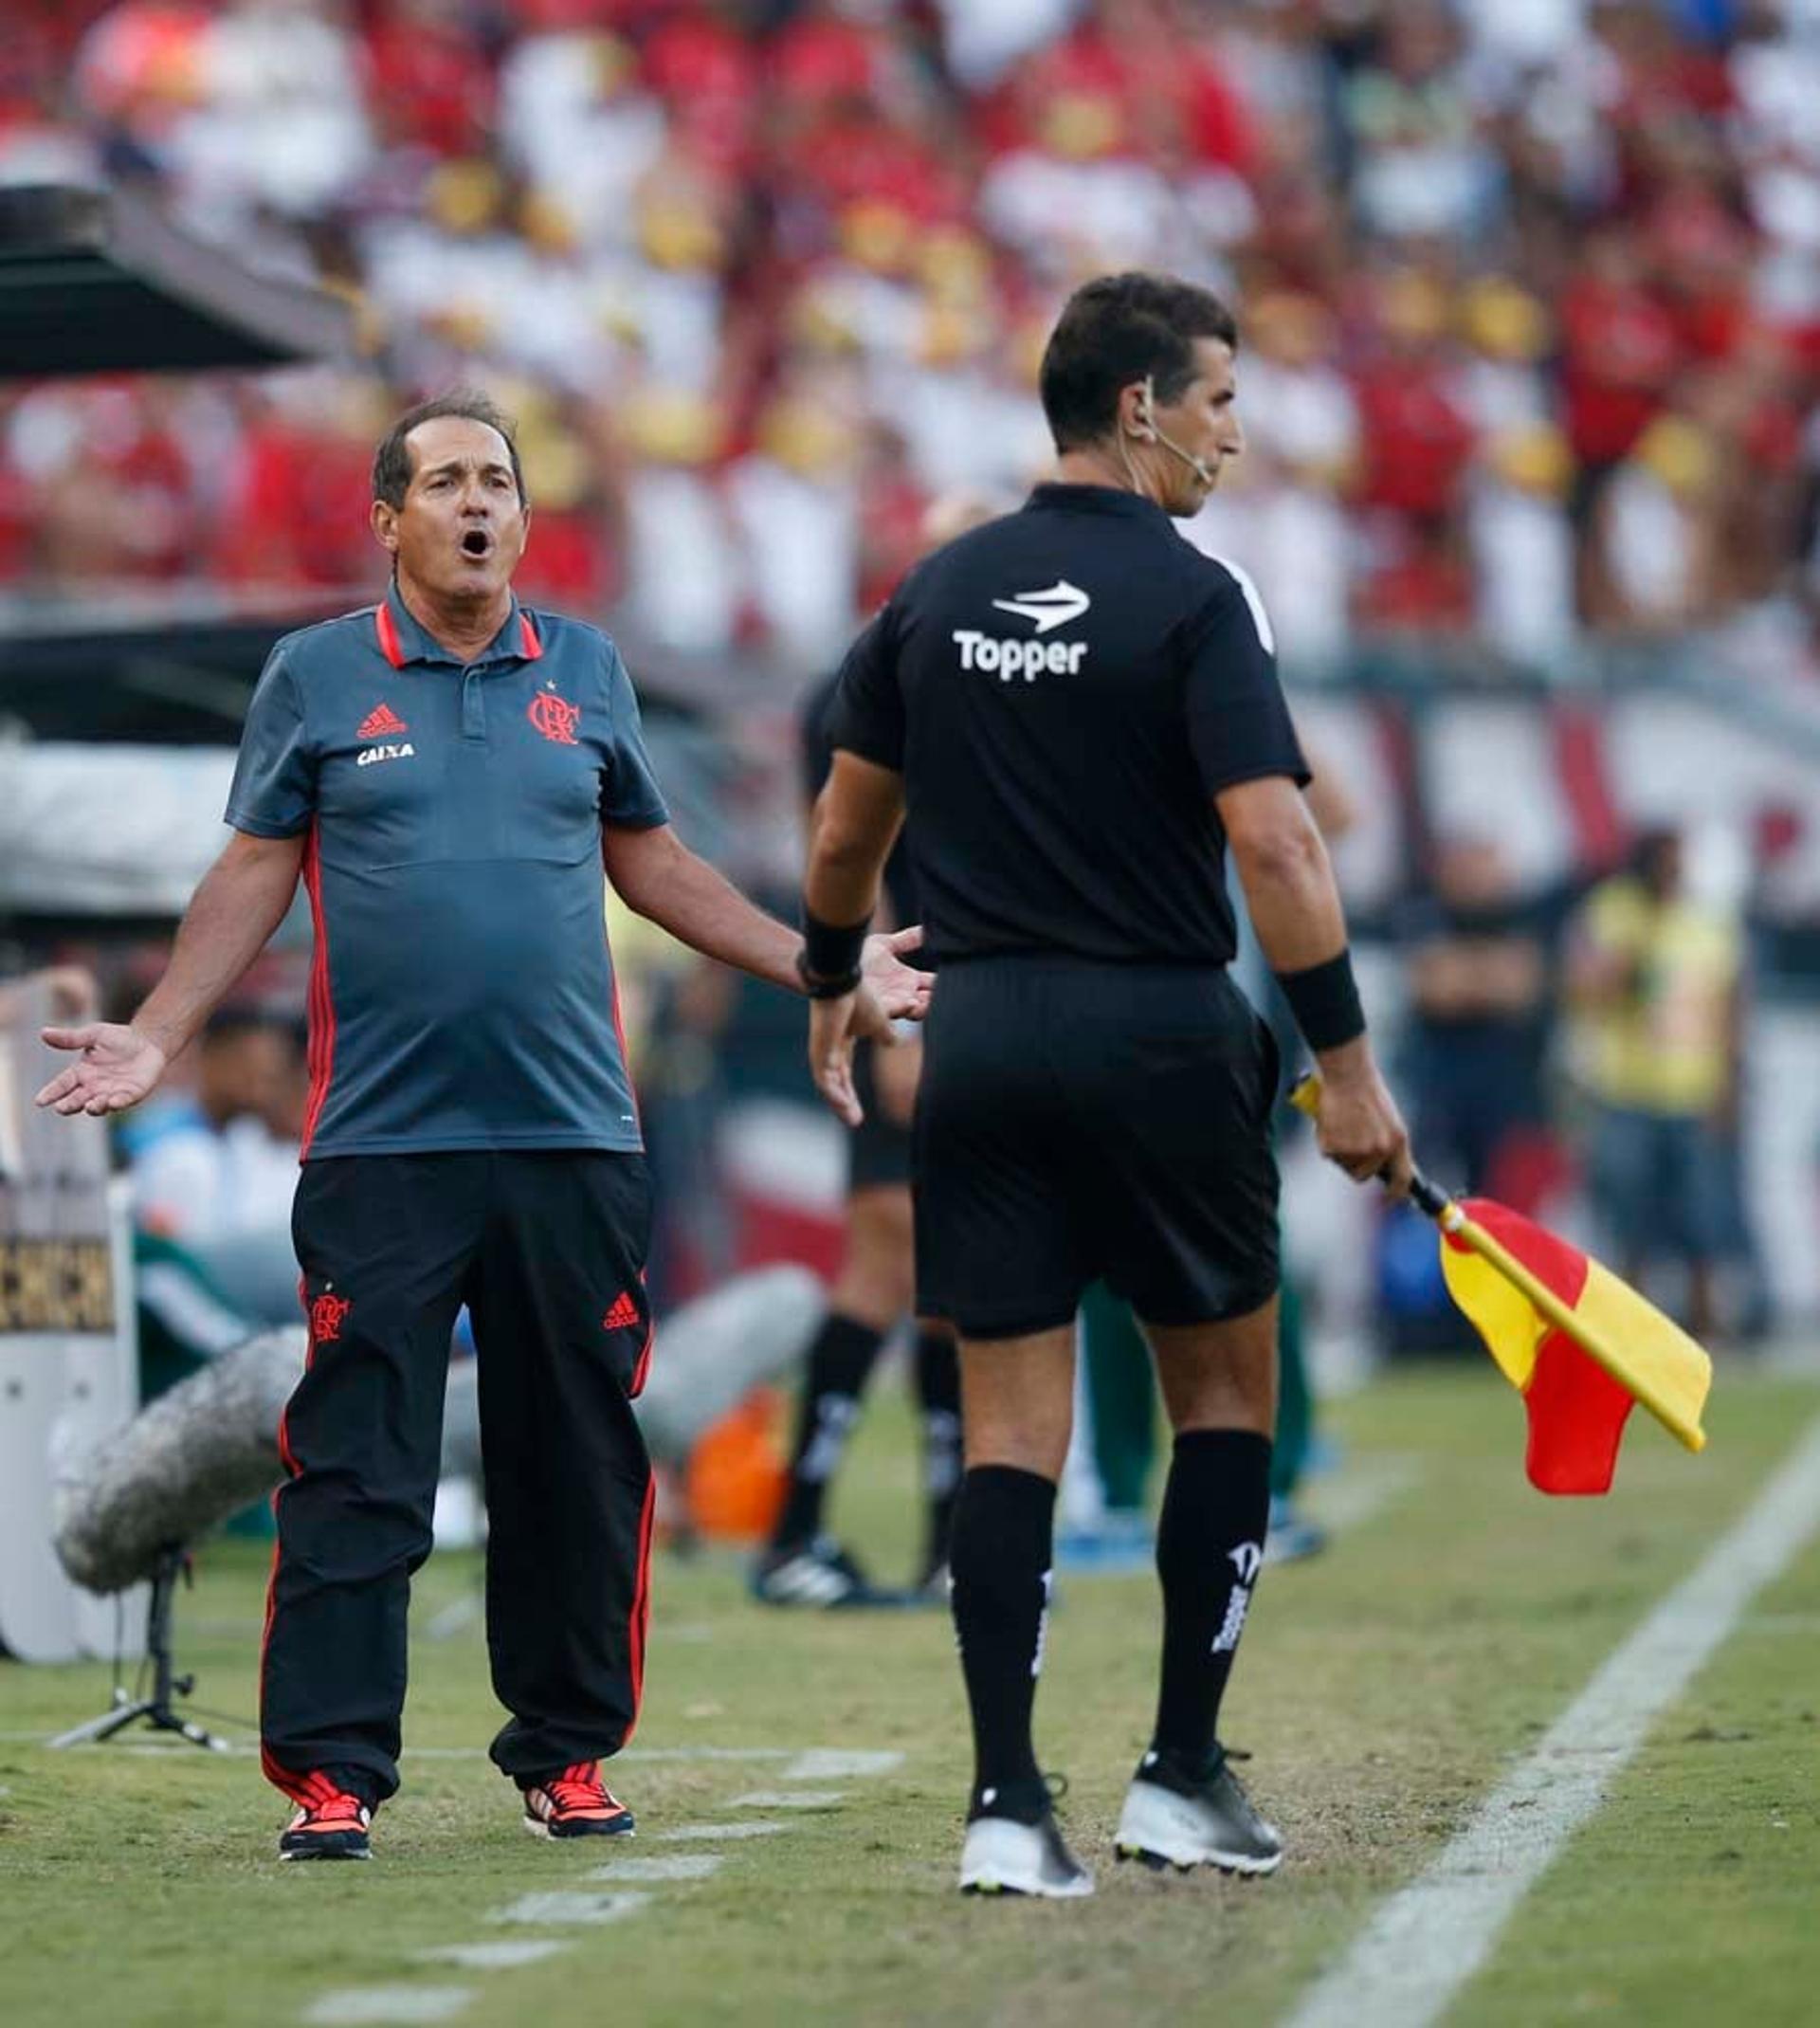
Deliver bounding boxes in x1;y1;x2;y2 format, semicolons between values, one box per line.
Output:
226;586;669;1158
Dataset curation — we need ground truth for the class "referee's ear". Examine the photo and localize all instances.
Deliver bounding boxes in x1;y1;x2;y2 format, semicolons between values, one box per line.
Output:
1119;378;1157;442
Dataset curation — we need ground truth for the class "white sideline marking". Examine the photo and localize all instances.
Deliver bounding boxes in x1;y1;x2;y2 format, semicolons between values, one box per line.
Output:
730;1788;846;1810
780;1748;903;1781
1283;1413;1820;2028
488;1891;651;1927
587;1854;724;1883
655;1820;788;1841
414;1944;571;1972
302;1989;472;2025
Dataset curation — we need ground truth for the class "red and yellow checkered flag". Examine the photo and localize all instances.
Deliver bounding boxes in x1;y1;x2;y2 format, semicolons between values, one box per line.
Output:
1292;1078;1712;1494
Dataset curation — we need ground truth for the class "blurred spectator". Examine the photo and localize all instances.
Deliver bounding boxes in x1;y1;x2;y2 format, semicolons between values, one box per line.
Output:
1470;423;1578;666
128;1005;298;1244
1566;826;1745;1338
1401;834;1554;1198
1;0;1815;669
1588;411;1723;629
640;956;738;1312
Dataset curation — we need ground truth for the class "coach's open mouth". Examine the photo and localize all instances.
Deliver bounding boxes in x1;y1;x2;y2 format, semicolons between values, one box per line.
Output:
460;528;493;559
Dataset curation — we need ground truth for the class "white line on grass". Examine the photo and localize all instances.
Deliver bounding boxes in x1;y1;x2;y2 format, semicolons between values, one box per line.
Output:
1282;1411;1820;2028
413;1944;572;1972
301;1989;472;2025
586;1854;725;1883
728;1789;846;1809
654;1819;788;1840
487;1891;651;1927
780;1748;904;1781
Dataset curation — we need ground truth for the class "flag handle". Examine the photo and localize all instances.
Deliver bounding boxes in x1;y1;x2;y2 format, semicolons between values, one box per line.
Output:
1287;1075;1705;1452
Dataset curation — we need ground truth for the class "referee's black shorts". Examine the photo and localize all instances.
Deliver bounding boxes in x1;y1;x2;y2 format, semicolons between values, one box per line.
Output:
847;1041;914;1193
913;957;1281;1339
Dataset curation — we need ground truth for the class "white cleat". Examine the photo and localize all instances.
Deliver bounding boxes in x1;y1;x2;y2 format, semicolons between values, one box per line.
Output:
958;1813;1095;1898
1115;1747;1283;1874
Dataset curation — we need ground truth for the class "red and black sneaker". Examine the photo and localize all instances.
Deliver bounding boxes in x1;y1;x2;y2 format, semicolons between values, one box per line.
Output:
278;1780;373;1862
520;1762;636;1840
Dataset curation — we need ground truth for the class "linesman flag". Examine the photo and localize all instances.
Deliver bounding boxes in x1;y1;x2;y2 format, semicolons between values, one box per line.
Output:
1292;1079;1712;1494
1435;1196;1711;1494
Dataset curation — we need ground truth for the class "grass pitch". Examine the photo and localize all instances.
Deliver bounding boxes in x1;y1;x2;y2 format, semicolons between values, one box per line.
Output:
4;1361;1817;2028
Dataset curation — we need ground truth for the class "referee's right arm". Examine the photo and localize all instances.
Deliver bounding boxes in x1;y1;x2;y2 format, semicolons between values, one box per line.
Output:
1220;776;1414;1196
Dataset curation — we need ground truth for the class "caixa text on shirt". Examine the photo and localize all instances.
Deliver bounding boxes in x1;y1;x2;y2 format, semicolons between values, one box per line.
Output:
952;630;1088;682
356;741;416;767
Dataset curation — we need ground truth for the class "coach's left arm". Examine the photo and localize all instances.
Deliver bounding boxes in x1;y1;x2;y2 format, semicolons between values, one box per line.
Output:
601;820;929;1026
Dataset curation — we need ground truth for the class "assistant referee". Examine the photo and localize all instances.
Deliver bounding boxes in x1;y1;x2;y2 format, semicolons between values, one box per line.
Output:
799;274;1411;1897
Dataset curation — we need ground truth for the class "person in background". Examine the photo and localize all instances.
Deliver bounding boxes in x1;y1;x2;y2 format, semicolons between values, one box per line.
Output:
128;1007;296;1246
752;494;998;1610
1566;826;1744;1343
1403;832;1552;1197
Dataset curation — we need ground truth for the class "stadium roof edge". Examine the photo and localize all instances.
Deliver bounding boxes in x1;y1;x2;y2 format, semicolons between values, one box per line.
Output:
0;182;355;377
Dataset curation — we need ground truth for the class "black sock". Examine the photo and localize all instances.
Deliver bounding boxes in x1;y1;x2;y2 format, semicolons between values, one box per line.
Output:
913;1328;962;1578
949;1464;1055;1818
772;1312;883;1546
1152;1428;1273;1766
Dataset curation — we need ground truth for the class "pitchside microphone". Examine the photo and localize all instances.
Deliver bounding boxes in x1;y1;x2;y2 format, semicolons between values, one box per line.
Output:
53;1266;829;1597
1136;375;1215;487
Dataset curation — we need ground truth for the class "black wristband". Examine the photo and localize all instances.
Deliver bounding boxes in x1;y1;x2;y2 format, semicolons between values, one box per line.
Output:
1275;949;1366;1054
796;950;862;999
799;905;870;997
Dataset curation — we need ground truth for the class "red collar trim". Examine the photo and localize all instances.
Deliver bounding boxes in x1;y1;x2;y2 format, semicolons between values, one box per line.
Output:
374;600;406;668
376;596;538;666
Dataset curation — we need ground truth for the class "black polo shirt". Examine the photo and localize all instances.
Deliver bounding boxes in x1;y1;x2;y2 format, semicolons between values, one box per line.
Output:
226;585;669;1157
830;483;1309;966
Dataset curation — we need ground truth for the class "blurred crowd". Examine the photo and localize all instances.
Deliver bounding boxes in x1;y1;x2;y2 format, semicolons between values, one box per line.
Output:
1;0;1818;680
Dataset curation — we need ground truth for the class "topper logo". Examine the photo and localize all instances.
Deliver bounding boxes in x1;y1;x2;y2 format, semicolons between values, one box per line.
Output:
991;580;1091;633
953;630;1088;682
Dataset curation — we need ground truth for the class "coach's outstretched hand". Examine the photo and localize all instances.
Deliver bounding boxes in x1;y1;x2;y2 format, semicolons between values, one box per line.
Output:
809;926;932;1127
859;925;933;1025
35;1022;169;1117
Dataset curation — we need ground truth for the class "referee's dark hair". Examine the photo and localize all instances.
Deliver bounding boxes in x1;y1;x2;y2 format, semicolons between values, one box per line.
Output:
1039;272;1240;453
372;392;528;510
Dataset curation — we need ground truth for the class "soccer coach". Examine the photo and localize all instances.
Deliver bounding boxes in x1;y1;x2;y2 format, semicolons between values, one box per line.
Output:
36;393;928;1861
799;274;1411;1897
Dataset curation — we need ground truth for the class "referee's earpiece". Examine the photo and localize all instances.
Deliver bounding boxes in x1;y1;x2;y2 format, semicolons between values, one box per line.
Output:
1136;372;1216;488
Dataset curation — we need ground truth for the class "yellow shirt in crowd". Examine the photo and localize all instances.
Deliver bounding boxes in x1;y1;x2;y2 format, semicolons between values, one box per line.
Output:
1574;877;1740;1118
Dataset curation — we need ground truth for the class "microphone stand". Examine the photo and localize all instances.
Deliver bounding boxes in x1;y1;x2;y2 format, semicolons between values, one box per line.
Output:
48;1545;233;1752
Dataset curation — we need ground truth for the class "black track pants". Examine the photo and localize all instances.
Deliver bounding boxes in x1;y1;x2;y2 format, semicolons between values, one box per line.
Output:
260;1151;655;1804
